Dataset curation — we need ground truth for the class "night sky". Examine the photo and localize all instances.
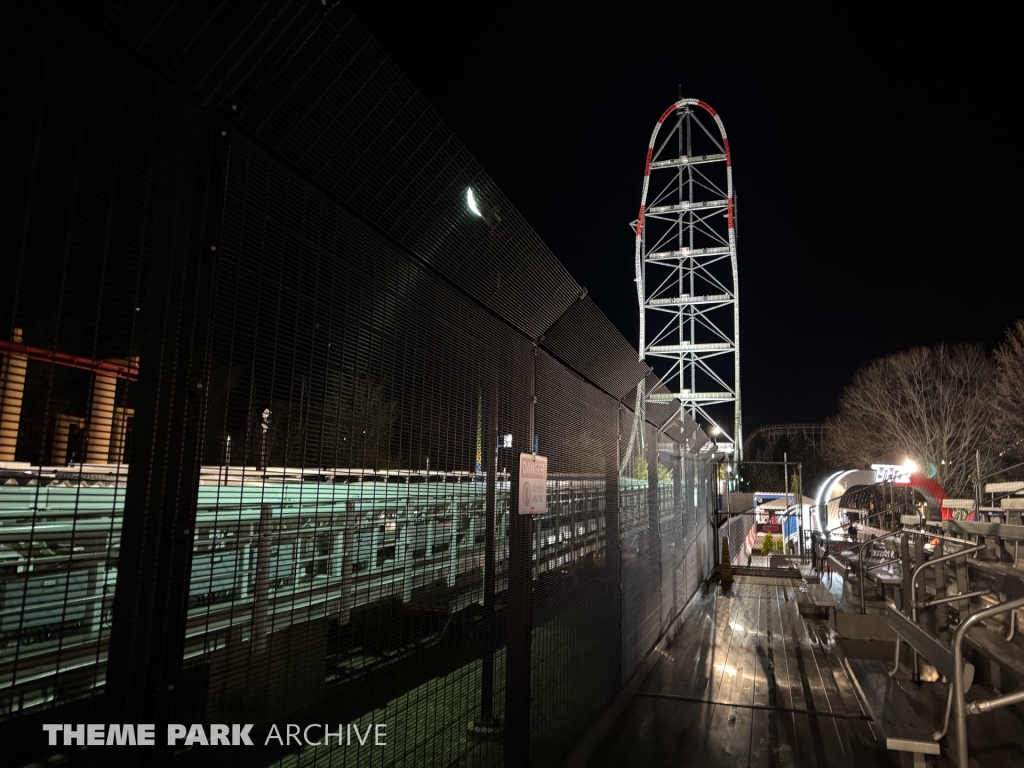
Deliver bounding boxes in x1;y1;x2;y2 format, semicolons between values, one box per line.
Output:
347;5;1022;434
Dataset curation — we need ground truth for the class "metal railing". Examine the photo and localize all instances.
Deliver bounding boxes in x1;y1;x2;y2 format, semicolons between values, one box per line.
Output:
907;541;987;679
952;595;1024;768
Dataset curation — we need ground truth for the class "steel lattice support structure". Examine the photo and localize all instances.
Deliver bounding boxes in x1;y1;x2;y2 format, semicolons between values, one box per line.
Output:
633;99;741;455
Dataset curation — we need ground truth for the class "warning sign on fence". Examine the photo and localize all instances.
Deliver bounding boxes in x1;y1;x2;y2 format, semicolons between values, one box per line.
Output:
518;453;547;514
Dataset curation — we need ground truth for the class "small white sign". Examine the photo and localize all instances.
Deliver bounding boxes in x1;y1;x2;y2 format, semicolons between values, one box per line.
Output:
518;453;547;514
871;463;912;484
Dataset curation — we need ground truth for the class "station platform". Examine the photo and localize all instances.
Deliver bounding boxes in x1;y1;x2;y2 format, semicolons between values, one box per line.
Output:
587;575;1024;767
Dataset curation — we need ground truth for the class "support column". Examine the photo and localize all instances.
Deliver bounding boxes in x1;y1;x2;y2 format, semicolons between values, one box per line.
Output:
51;414;85;466
109;407;135;464
87;369;117;464
0;328;27;461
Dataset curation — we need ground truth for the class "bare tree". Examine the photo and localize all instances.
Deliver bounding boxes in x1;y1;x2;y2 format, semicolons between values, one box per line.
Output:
310;373;397;470
993;319;1024;458
824;344;995;496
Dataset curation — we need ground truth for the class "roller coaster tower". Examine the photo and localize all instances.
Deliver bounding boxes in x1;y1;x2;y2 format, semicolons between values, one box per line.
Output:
633;99;742;456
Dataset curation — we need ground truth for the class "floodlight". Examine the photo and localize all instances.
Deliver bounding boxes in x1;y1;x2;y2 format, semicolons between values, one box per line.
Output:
466;188;482;217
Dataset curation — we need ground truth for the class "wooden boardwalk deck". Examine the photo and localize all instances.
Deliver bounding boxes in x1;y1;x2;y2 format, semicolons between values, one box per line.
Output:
593;576;895;767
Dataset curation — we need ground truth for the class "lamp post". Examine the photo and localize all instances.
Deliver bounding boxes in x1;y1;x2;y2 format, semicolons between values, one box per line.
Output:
223;434;231;486
260;408;271;471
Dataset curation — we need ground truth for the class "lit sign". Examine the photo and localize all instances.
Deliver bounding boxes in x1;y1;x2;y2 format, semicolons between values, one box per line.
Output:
871;464;912;484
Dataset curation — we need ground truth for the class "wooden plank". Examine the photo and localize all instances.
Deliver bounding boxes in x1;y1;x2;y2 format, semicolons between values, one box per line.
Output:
705;583;759;765
768;585;799;768
600;576;918;768
777;584;828;767
819;629;867;717
637;580;745;758
748;587;771;768
791;605;850;764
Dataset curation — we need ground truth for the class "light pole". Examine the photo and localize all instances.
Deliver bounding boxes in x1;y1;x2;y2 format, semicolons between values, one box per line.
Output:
223;434;231;486
260;408;271;471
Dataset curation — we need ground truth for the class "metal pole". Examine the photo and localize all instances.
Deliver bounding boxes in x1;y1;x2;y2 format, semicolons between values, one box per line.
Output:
252;504;272;654
783;452;789;556
479;356;499;725
968;687;1024;714
910;542;986;680
504;346;535;766
918;589;990;609
953;596;1024;767
910;544;986;609
798;463;804;560
223;434;231;487
860;549;866;614
974;449;982;522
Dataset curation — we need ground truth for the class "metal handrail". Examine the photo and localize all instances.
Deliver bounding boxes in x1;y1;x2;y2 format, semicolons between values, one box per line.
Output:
866;557;902;572
918;589;990;610
884;540;987;679
847;529;901;553
903;528;983;546
910;542;986;678
909;543;986;620
847;530;902;614
823;503;917;539
844;527;969;614
952;595;1024;768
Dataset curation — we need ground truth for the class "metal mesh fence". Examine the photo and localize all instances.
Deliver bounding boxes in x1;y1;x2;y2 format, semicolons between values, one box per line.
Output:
0;3;723;766
720;461;804;567
0;1;160;719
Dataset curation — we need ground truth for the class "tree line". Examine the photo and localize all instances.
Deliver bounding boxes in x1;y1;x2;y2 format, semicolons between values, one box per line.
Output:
824;320;1024;496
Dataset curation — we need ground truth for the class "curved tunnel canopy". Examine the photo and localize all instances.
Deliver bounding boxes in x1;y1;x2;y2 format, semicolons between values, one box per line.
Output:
813;469;950;533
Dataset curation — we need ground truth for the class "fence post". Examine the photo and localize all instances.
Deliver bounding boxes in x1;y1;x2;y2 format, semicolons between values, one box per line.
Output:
504;347;535;767
104;94;224;752
479;359;499;726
